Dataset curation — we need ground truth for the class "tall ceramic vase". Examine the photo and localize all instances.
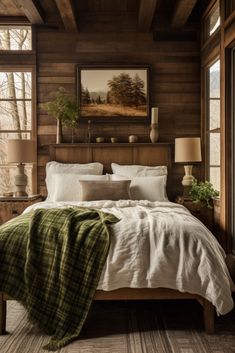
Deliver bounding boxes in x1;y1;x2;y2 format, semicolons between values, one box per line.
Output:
150;123;159;143
56;119;62;144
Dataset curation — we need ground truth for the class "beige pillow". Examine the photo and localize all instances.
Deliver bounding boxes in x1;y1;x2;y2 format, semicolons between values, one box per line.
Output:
79;180;131;201
51;174;109;201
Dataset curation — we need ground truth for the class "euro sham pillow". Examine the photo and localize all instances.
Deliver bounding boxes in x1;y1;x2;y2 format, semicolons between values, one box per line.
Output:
46;161;103;201
110;174;168;202
51;174;109;202
111;163;167;177
79;180;131;201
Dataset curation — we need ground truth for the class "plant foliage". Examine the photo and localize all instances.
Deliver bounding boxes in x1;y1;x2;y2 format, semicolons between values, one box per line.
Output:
189;179;219;208
44;87;80;129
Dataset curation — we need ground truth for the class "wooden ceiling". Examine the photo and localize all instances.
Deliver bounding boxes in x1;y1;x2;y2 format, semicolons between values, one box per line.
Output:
0;0;210;33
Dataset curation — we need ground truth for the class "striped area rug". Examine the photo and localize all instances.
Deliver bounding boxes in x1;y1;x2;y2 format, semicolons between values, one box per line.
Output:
0;300;234;353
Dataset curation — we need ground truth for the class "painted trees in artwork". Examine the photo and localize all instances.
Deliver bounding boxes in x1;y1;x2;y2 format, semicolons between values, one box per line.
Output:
107;73;146;107
132;74;146;106
81;84;91;104
80;69;148;117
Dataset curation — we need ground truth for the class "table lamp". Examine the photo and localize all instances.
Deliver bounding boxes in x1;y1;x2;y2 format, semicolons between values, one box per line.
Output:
7;139;35;197
175;137;202;196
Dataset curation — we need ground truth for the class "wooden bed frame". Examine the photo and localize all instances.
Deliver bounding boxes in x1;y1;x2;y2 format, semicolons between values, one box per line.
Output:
0;143;215;335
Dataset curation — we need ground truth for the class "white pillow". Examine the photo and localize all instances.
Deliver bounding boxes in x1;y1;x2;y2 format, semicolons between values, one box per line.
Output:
46;161;103;201
111;163;167;177
51;174;109;202
110;174;168;202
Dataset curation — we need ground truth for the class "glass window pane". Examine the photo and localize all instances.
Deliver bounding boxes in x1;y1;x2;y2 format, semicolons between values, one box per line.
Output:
210;167;220;192
0;72;32;99
0;27;32;50
209;99;220;129
0;101;31;130
0;165;32;196
0;133;31;164
0;165;15;195
209;5;220;36
209;60;220;98
210;133;220;165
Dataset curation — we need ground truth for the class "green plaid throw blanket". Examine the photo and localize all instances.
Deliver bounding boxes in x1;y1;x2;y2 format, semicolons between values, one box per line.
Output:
0;207;118;351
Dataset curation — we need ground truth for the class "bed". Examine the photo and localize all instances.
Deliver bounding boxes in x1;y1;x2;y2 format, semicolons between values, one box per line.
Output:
0;143;234;338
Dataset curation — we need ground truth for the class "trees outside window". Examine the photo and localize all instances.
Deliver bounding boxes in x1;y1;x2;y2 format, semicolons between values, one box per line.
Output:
0;28;33;195
206;59;221;192
0;26;31;50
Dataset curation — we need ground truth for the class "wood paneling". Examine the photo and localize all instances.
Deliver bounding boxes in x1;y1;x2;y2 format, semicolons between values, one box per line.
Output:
36;13;201;199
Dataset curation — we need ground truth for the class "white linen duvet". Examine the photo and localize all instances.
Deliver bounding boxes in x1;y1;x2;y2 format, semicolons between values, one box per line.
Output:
24;200;234;315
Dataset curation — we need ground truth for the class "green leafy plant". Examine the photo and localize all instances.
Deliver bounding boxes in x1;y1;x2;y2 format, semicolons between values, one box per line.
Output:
44;87;80;141
189;180;219;208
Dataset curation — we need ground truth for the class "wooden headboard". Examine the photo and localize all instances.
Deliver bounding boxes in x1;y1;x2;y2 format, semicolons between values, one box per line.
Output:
49;142;173;198
49;143;172;171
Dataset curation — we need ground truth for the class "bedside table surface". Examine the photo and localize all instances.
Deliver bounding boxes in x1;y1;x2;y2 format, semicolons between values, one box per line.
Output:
0;194;42;202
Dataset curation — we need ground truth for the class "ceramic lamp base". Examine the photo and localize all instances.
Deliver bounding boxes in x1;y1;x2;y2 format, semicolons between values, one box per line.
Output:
14;163;28;197
182;165;194;186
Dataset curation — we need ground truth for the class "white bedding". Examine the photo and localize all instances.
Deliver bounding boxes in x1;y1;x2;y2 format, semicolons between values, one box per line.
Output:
24;200;234;315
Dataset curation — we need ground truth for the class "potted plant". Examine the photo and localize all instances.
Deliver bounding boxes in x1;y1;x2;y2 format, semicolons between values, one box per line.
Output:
189;179;219;208
44;87;80;143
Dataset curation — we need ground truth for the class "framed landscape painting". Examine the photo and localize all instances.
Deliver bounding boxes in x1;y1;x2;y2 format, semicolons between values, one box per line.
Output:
77;65;150;121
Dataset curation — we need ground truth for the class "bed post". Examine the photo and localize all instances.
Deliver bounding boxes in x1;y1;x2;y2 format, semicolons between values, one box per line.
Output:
0;293;7;334
203;299;215;334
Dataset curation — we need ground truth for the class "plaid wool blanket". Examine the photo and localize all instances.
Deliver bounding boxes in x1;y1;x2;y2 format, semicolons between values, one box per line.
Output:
0;207;118;350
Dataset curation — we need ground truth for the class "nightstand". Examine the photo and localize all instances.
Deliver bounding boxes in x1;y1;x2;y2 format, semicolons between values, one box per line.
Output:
0;195;42;225
175;196;214;232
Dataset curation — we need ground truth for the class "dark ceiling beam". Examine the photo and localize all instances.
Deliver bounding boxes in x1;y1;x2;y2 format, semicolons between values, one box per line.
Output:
138;0;158;32
171;0;197;28
15;0;45;24
55;0;78;32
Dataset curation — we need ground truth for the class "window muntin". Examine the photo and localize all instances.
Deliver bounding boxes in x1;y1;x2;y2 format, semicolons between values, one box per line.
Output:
0;26;32;50
207;59;220;193
0;71;33;195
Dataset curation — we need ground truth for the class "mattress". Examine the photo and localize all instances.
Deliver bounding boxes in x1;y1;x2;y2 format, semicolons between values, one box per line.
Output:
24;199;234;315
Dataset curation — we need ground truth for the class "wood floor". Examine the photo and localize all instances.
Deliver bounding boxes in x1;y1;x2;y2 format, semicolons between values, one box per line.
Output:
0;299;234;353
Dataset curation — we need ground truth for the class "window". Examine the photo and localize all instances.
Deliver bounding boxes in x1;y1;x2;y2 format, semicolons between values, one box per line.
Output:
0;26;32;50
0;71;33;195
203;0;220;42
206;59;220;192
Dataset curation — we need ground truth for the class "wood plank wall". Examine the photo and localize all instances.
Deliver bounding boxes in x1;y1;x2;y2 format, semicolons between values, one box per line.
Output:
36;13;201;198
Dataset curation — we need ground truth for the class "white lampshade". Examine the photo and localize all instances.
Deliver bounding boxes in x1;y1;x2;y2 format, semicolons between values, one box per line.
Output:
175;137;202;163
7;139;35;164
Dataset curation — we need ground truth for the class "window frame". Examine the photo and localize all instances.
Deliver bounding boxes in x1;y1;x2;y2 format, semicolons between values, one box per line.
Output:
204;57;221;191
0;24;34;54
202;0;221;44
0;65;37;194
